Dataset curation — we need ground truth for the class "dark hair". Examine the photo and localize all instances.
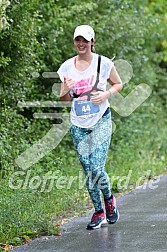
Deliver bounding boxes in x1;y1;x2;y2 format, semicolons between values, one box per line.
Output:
91;39;95;53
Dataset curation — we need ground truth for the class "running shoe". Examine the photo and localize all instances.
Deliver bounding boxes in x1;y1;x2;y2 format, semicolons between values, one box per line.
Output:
104;195;119;224
87;210;107;230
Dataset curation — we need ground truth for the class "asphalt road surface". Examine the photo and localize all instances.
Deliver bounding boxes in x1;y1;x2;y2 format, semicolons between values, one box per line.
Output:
11;174;167;252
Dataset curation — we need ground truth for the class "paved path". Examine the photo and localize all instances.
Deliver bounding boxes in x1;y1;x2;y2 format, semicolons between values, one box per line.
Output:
11;174;167;252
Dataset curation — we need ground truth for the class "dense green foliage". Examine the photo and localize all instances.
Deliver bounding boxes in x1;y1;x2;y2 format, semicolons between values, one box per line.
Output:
0;0;167;246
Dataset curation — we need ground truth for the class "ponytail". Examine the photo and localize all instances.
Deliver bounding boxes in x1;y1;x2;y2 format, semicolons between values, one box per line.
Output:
91;39;96;53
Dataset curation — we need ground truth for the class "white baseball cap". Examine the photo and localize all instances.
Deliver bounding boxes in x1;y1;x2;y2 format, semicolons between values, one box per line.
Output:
73;25;95;41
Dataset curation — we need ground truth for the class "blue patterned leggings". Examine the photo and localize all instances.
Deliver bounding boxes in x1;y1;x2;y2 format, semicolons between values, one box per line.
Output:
70;112;112;211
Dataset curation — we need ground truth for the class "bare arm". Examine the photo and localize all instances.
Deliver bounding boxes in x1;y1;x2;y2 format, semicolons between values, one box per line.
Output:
107;65;123;96
91;65;123;104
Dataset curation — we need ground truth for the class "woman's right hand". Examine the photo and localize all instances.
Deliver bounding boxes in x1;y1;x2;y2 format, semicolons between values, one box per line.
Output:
63;77;75;92
60;77;75;98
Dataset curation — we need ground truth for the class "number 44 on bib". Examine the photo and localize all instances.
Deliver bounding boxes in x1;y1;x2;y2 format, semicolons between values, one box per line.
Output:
74;100;100;117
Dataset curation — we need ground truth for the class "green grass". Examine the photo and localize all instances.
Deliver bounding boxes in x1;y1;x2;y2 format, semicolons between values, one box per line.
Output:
0;150;90;245
107;98;167;192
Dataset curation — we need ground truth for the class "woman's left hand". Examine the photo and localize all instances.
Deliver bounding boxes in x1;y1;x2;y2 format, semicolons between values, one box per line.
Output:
91;91;110;105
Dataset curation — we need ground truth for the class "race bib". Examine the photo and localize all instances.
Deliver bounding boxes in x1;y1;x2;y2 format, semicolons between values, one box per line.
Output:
74;100;99;118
